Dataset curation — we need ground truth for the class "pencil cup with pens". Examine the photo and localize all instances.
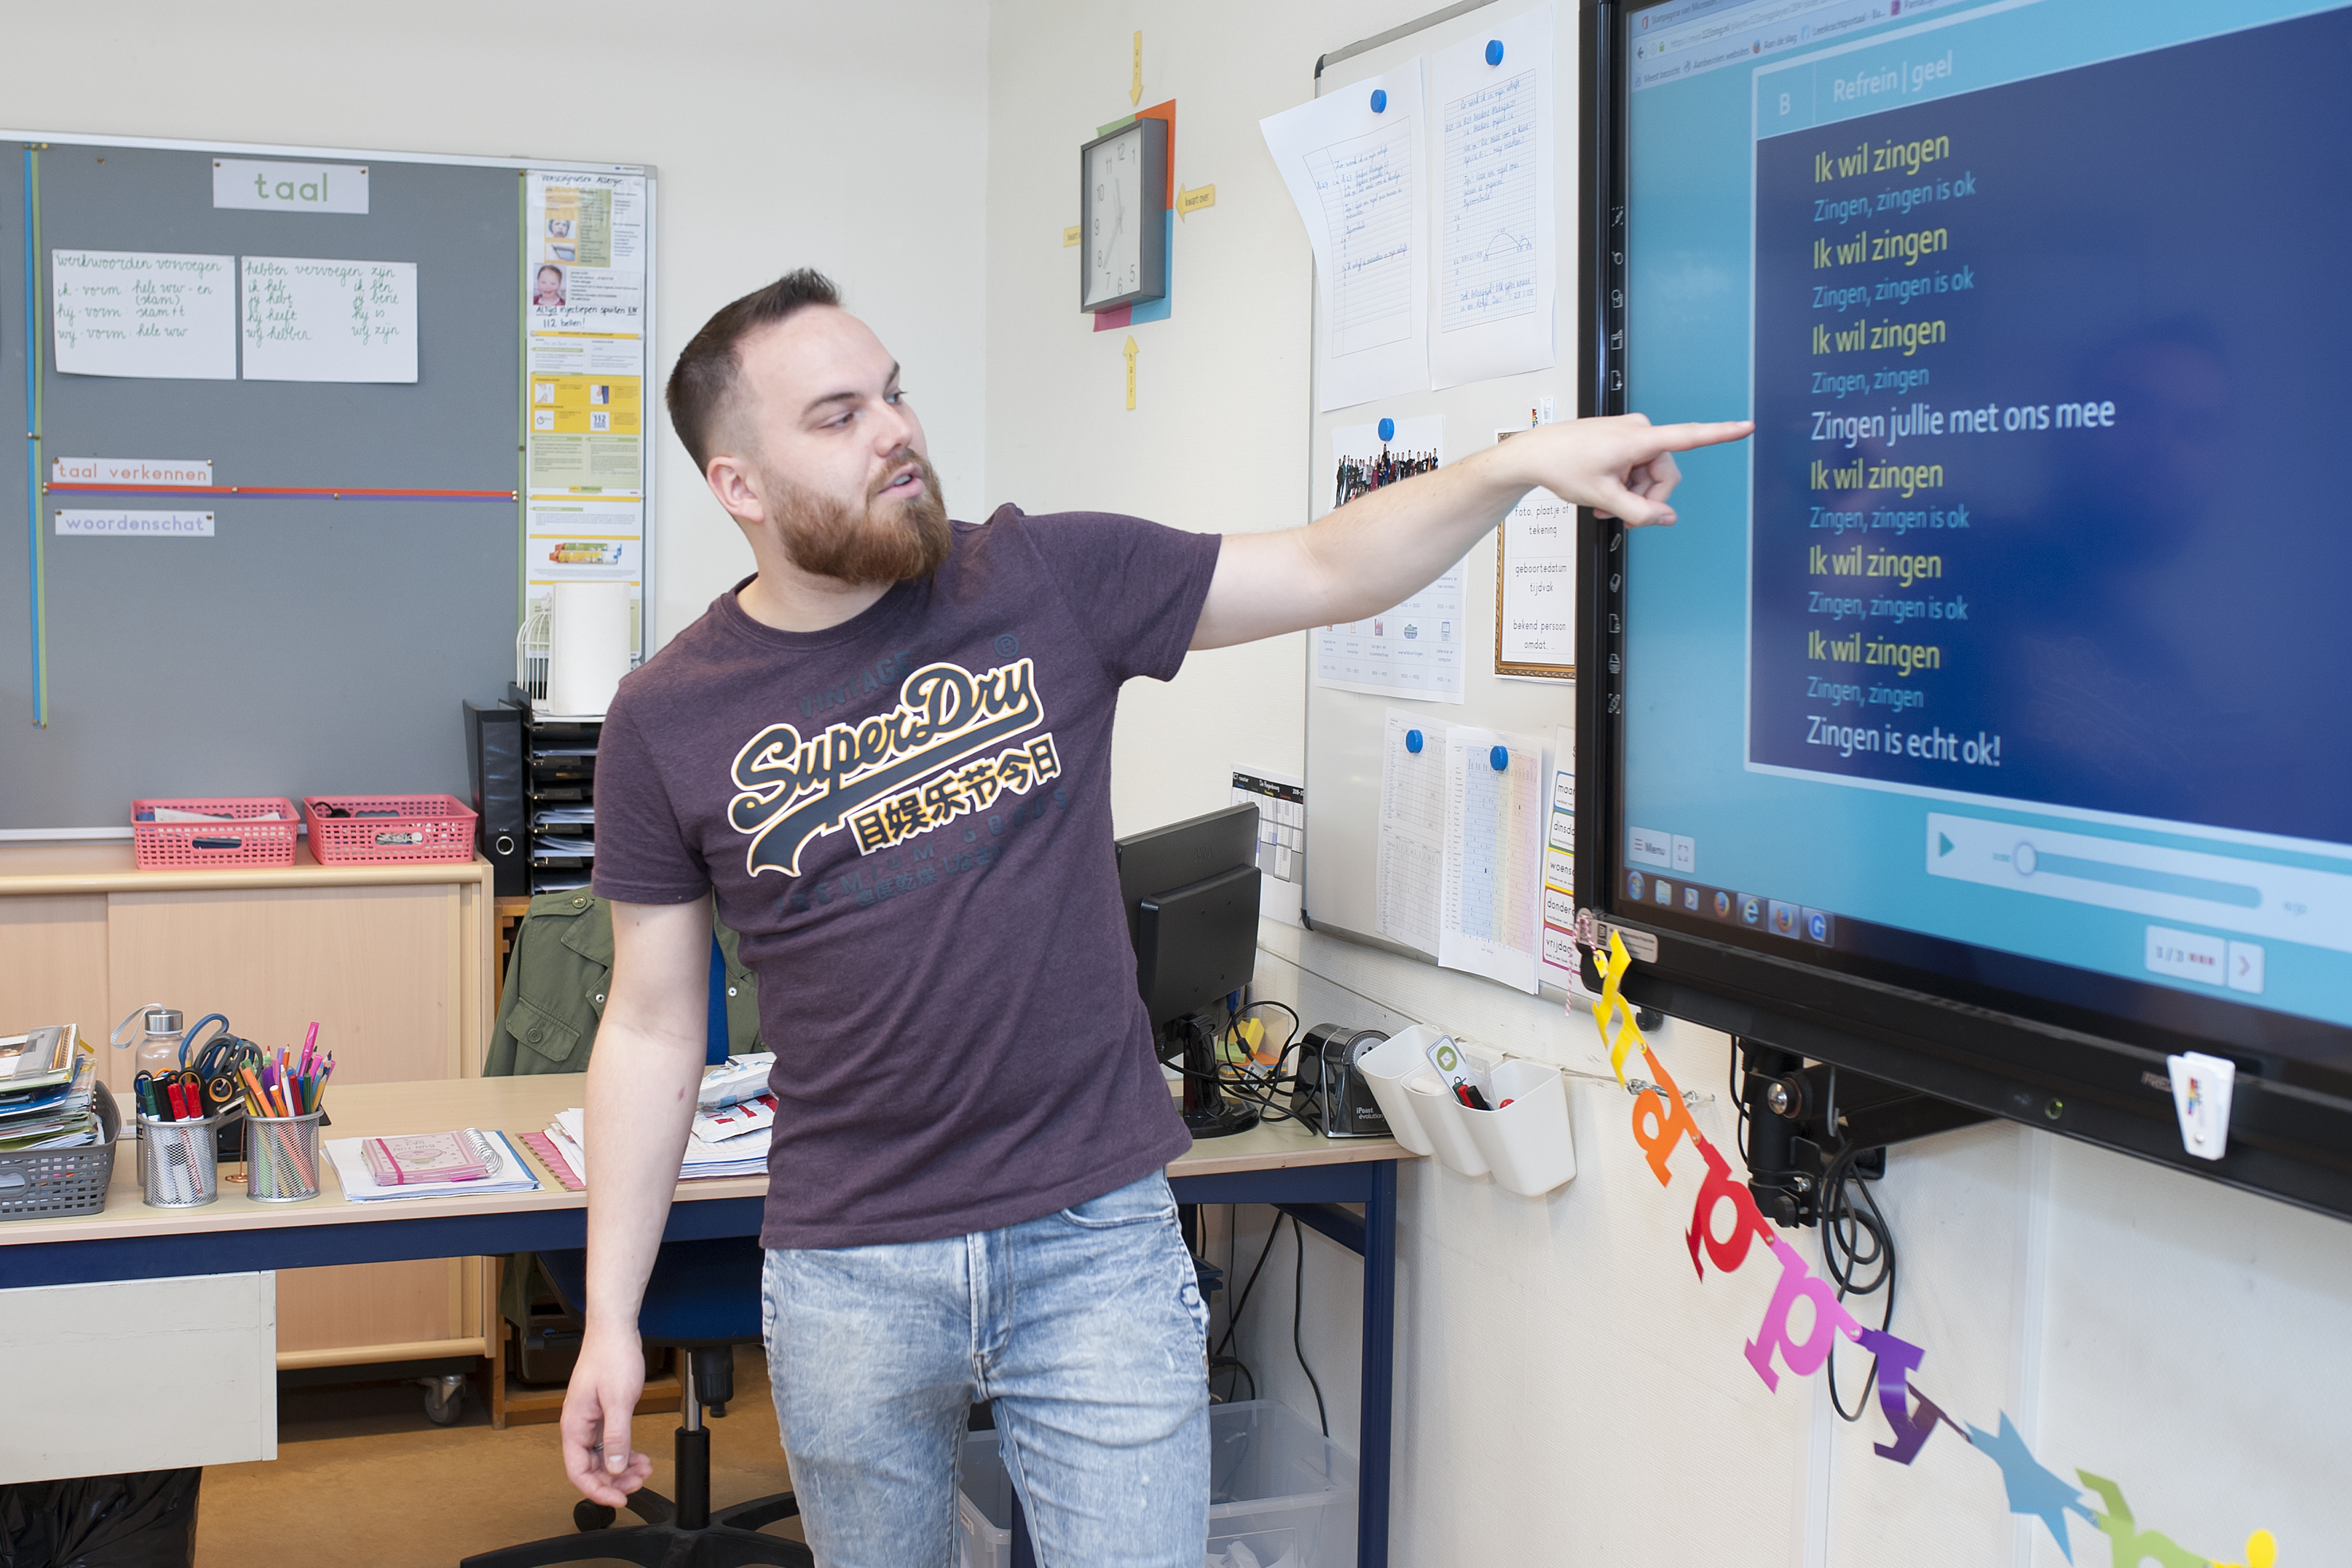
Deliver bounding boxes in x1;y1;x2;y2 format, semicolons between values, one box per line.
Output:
137;1103;233;1208
131;1021;335;1205
237;1025;334;1204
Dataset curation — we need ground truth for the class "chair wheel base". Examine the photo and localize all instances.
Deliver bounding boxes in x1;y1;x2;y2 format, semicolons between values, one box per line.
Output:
462;1492;808;1568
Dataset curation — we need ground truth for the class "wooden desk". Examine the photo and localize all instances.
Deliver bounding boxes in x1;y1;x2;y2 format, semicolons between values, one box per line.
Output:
0;841;497;1372
0;1077;1412;1568
0;846;496;1373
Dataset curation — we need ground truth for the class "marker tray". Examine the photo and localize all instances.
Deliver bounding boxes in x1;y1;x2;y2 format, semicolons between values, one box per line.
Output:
0;1083;121;1221
131;797;300;870
303;794;479;866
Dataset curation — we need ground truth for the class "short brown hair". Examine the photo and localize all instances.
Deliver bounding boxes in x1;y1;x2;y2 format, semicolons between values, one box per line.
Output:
665;269;841;471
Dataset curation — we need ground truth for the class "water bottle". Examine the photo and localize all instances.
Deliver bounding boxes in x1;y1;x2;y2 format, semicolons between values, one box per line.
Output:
110;1003;187;1136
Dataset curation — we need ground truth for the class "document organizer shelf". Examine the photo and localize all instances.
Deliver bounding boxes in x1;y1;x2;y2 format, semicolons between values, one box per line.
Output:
130;797;300;870
0;1084;120;1221
303;794;480;865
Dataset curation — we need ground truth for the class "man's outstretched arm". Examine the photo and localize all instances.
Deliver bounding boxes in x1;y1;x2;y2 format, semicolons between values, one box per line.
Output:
559;895;714;1507
1192;413;1752;650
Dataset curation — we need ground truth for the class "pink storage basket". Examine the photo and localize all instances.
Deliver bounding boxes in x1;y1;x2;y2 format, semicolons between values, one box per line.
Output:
131;797;299;870
302;794;479;865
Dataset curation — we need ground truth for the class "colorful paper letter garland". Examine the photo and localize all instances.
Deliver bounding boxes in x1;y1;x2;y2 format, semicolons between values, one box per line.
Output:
1587;933;2278;1568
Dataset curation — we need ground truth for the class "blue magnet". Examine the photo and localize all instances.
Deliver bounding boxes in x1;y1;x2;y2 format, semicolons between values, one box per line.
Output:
1486;39;1505;66
1489;744;1509;771
1377;416;1395;441
1405;729;1424;754
1370;88;1387;113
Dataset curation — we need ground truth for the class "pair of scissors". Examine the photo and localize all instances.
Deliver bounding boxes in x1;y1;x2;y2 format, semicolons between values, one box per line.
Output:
190;1036;245;1113
179;1013;232;1069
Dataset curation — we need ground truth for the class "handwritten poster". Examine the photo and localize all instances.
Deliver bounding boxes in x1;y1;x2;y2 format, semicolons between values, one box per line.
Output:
1430;7;1556;387
240;257;418;382
50;250;236;380
1261;66;1431;410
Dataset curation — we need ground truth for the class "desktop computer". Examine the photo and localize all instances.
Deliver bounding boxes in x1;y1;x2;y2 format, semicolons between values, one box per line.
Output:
1115;803;1263;1138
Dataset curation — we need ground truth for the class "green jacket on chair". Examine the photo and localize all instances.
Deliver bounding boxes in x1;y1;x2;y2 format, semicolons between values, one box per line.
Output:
487;890;763;1077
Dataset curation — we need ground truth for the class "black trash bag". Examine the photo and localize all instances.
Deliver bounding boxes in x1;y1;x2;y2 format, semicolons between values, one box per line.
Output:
0;1469;200;1568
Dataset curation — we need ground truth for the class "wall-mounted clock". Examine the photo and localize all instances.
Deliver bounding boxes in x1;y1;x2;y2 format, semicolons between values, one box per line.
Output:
1079;116;1168;313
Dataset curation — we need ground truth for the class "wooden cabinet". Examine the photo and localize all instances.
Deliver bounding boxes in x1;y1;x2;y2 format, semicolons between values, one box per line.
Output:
0;842;497;1371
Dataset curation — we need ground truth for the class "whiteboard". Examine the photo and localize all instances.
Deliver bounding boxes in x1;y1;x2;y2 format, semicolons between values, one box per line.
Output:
1300;1;1583;979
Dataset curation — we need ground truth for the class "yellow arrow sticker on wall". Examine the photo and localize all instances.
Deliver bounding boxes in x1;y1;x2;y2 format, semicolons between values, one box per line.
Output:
1123;335;1138;410
1130;32;1142;106
1178;184;1215;220
1063;225;1081;247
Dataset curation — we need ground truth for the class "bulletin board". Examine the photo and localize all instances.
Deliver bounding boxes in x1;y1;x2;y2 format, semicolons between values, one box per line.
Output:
1295;3;1585;990
0;132;655;834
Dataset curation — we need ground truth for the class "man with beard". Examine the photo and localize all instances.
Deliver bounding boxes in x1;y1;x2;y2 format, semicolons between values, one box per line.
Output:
563;269;1747;1566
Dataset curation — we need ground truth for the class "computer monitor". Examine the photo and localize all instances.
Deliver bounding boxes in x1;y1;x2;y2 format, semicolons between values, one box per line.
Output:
1578;0;2352;1219
1115;803;1263;1137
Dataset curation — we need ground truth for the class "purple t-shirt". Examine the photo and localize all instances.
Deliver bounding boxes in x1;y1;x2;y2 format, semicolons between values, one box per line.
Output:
591;506;1221;1249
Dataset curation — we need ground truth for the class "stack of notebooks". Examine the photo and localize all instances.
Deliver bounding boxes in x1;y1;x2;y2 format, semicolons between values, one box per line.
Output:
0;1026;104;1153
323;1128;543;1202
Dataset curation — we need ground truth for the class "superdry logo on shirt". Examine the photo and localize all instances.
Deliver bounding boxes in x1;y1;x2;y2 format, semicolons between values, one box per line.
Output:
727;656;1063;876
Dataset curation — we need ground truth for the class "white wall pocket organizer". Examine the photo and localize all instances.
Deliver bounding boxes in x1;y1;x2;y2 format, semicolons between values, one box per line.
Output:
1461;1059;1576;1197
1405;1069;1493;1179
1354;1026;1447;1157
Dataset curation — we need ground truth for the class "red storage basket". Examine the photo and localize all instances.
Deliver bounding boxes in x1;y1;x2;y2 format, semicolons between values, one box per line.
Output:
302;794;479;865
131;797;299;869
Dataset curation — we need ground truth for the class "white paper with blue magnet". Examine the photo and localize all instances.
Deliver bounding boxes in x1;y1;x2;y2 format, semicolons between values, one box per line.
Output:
1261;65;1431;410
1430;6;1557;388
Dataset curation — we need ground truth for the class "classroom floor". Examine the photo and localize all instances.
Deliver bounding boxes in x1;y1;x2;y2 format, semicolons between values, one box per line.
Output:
195;1349;805;1568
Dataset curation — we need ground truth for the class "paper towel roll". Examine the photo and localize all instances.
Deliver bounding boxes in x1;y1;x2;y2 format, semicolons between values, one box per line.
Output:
546;581;633;716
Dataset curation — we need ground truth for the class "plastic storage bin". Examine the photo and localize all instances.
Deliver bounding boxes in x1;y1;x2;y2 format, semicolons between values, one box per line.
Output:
1461;1058;1577;1196
302;794;479;865
957;1400;1357;1568
131;797;299;869
0;1084;119;1221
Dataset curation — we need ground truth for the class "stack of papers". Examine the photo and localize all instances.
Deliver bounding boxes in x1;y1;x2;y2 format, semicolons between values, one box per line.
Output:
692;1093;776;1144
548;1107;770;1184
325;1128;542;1202
0;1030;103;1152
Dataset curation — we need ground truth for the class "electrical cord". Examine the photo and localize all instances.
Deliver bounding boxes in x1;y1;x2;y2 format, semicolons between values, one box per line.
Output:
1227;999;1301;1058
1292;1217;1328;1437
1213;1210;1289;1364
1733;1044;1899;1423
1208;1354;1257;1403
1820;1140;1898;1421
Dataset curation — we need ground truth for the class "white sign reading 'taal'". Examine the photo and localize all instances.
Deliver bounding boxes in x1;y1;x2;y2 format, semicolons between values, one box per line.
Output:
55;510;214;537
212;159;369;215
51;456;214;487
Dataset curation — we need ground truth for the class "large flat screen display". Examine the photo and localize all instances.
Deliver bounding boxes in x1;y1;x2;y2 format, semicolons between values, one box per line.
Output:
1586;0;2352;1213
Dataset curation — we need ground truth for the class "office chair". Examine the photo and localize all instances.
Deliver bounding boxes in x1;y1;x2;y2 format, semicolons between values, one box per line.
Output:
464;934;809;1567
459;1236;811;1568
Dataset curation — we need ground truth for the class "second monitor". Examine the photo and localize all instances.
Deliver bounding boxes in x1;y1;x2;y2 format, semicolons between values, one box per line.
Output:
1115;803;1263;1138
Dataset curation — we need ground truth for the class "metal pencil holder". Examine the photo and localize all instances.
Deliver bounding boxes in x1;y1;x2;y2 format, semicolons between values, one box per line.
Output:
138;1113;226;1208
245;1110;325;1203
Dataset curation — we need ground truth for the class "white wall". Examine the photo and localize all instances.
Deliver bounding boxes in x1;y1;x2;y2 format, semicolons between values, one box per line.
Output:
4;0;992;646
985;4;2352;1566
984;1;1327;834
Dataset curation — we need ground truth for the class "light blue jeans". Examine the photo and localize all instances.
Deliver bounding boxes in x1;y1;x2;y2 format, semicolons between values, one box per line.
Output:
760;1172;1210;1567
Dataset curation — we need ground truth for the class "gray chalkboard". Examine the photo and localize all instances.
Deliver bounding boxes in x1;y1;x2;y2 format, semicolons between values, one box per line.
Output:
0;140;545;832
